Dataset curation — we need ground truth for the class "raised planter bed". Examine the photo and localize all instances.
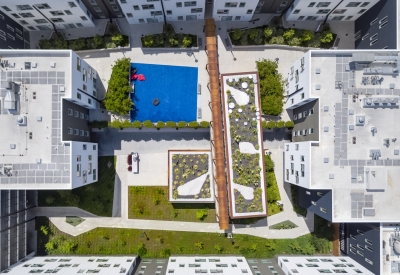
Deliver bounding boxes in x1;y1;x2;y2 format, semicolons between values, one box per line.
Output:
168;150;214;203
221;73;267;218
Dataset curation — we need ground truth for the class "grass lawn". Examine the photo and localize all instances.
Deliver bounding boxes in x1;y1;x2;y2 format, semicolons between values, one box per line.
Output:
38;156;116;217
128;186;216;223
269;220;298;230
36;216;332;257
66;216;86;227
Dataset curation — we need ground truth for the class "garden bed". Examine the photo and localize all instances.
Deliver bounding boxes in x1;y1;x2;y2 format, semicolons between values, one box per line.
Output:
269;220;298;230
221;73;267;218
141;24;197;48
66;216;85;227
228;22;335;49
168;151;214;203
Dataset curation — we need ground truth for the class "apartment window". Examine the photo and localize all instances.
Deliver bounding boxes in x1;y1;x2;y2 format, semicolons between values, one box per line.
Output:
295;144;299;150
308;2;316;7
235;16;241;20
360;2;369;7
301;93;304;99
290;155;294;160
317;192;323;197
246;9;253;14
93;145;97;150
301;155;304;161
225;2;238;8
133;5;140;10
68;2;77;8
74;110;79;117
301;164;304;177
80;130;84;136
61;10;71;15
138;19;145;23
293;9;300;14
51;18;64;22
176;2;182;7
309;108;314;115
365;245;373;252
317;2;331;7
77;57;81;71
317;9;330;14
80;112;84;119
151;11;163;16
357;229;364;235
93;169;97;180
357;250;364;257
306;16;318;20
365;258;373;265
28;26;36;30
77;164;81;177
142;4;154;9
85;131;89;137
294;114;297;120
83;68;87;82
291;163;294;174
344;16;353;20
19;20;28;25
50;10;64;16
354;270;362;273
362;33;369;40
11;13;20;18
68;108;73;116
165;10;172;15
298;16;305;20
309;128;314;134
365;239;373;245
306;191;311;195
93;7;101;12
217;9;229;14
81;16;88;21
83;144;87;150
358;9;366;14
239;2;245;7
20;13;35;18
184;1;197;7
286;169;289;180
333;9;346;14
121;0;127;3
76;23;84;27
17;5;33;10
126;13;133;17
88;98;92;104
77;92;82;99
350;234;356;240
7;33;14;40
318;270;332;273
68;128;73;134
191;8;202;13
311;201;316;205
346;2;361;7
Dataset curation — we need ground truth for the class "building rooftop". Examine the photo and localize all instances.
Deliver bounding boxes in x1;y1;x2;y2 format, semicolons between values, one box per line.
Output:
382;224;400;275
0;51;73;188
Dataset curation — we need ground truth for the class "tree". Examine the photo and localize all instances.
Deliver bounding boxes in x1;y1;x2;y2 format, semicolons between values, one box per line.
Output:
301;30;314;42
53;34;68;49
181;36;192;48
264;155;274;172
265;240;276;251
285;121;294;128
231;29;242;40
269;36;285;45
58;241;77;254
320;31;333;43
104;58;133;115
142;35;154;47
93;34;104;48
112;34;123;46
266;120;276;129
196;209;208;220
137;243;147;257
45;241;55;252
276;121;285;128
263;27;273;39
288;37;302;46
262;95;283;116
70;37;86;51
283;29;295;40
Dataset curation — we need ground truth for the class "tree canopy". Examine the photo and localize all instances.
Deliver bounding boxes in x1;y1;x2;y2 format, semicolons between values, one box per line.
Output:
104;58;133;115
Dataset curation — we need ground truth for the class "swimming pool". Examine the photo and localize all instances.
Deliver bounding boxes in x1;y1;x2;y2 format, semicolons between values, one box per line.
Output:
130;63;198;122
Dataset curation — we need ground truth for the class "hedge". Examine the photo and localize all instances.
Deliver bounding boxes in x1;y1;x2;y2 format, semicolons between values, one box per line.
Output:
91;120;211;130
141;24;197;48
261;120;294;130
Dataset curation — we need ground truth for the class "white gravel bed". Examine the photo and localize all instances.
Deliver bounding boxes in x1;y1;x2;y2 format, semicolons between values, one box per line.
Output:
233;183;255;200
177;173;209;196
239;142;258;154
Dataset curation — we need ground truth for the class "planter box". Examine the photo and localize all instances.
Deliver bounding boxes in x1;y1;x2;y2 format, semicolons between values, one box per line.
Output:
116;127;210;132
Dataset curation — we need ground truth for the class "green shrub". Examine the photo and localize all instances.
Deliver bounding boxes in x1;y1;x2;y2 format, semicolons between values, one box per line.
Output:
142;35;154;47
137;243;147;257
40;225;49;235
266;121;276;129
196;209;208;220
214;245;223;253
261;95;283;116
106;42;117;48
288;37;302;46
177;121;187;128
169;38;178;46
53;34;68;49
156;121;165;129
200;121;210;128
264;154;274;173
121;120;132;128
269;36;285;45
45;196;55;204
301;30;314;42
70;37;86;51
283;29;295;40
166;121;176;128
104;58;133;115
181;36;192;48
276;121;285;128
285;120;294;128
39;39;53;49
45;241;55;252
132;120;142;128
266;172;280;203
143;120;154;128
262;120;267;129
232;29;242;40
248;28;262;44
263;27;273;39
320;31;333;43
112;34;123;46
110;120;122;129
194;242;204;249
91;120;109;128
188;121;199;129
153;197;161;205
93;34;104;48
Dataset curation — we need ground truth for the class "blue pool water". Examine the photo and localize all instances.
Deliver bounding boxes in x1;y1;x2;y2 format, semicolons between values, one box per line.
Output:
130;63;198;122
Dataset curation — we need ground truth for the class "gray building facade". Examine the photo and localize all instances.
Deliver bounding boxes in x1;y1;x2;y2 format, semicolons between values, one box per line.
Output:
297;186;332;221
257;0;295;14
62;99;91;142
354;0;396;49
0;10;27;49
81;0;123;19
292;99;319;142
0;190;37;272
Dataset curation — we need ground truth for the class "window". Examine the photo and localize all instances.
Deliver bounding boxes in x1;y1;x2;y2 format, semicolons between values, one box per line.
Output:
246;9;253;14
11;13;20;18
217;9;229;14
74;110;79;117
50;10;64;16
1;6;11;11
333;9;346;14
301;93;304;99
83;68;87;82
293;9;300;14
301;164;304;177
77;164;81;176
295;144;299;150
151;11;163;16
88;98;92;104
184;1;197;7
317;192;323;197
306;16;318;20
318;270;332;274
350;234;356;240
93;145;97;150
365;258;373;265
83;144;87;150
317;2;331;7
20;13;35;18
17;5;33;10
357;250;364;257
365;245;373;252
239;2;245;7
133;5;140;10
310;128;314;134
365;239;373;245
77;57;81;71
94;7;101;12
80;130;84;136
63;9;72;15
308;2;316;7
166;10;172;15
298;16;305;20
290;155;294;160
76;23;84;27
77;92;81;99
317;9;330;14
81;16;88;21
68;2;77;8
191;8;202;13
85;131;89;137
357;229;364;235
360;2;369;7
358;9;366;14
225;2;238;7
235;16;240;20
93;169;97;180
306;264;319;267
291;163;294;174
344;16;353;20
19;20;28;25
68;128;73;134
126;12;133;17
80;112;84;119
121;0;127;3
309;108;314;115
346;2;361;7
362;33;369;40
354;270;362;273
51;18;64;22
296;264;303;267
312;201;316;205
142;4;154;9
176;2;182;7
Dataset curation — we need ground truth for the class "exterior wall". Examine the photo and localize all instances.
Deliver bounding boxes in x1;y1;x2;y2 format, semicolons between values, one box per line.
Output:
0;10;26;49
82;0;123;19
163;0;206;22
292;99;319;142
284;142;312;188
297;186;332;221
213;0;259;21
277;256;374;275
285;0;379;22
354;0;396;50
0;190;37;272
344;223;381;275
258;0;295;14
70;141;98;189
117;0;164;24
0;0;95;32
62;99;90;142
285;52;314;110
70;51;98;109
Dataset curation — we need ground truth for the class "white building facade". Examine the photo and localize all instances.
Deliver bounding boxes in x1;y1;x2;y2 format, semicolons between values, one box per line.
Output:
0;0;95;31
212;0;259;21
285;0;380;22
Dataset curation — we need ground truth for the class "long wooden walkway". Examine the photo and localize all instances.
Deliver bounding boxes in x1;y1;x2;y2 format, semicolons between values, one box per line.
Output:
205;19;229;230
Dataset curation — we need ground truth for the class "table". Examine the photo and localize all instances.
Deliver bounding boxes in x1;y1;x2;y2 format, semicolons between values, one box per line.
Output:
242;82;248;89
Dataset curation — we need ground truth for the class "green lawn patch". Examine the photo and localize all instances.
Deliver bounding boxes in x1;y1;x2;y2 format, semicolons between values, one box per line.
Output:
128;186;216;223
269;220;298;230
66;216;85;227
290;185;307;217
38;156;116;217
36;217;332;257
